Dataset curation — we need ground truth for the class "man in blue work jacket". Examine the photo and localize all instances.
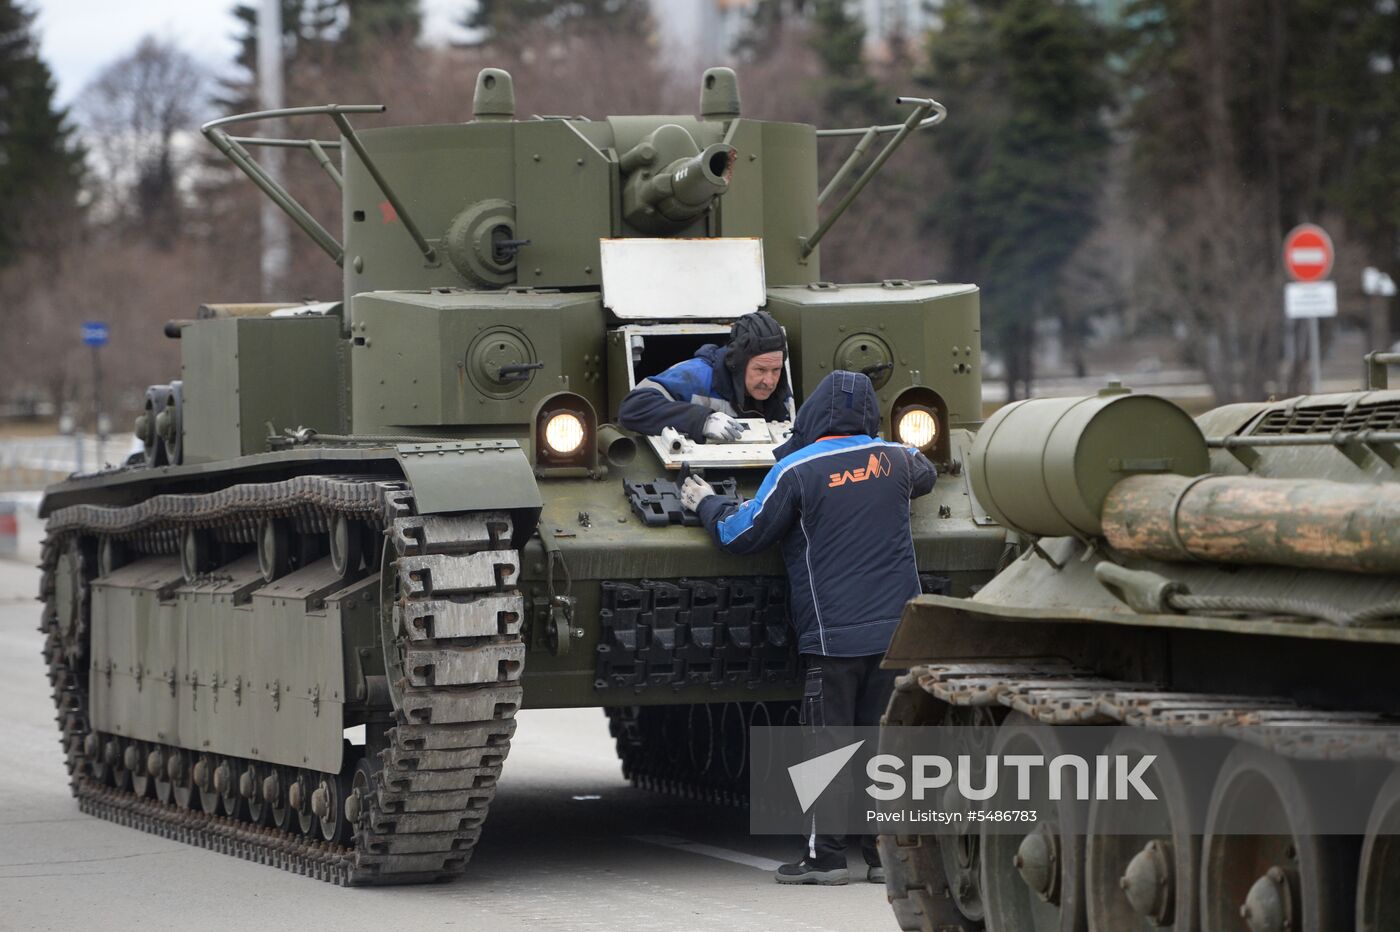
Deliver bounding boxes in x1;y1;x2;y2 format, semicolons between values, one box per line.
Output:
680;369;937;885
618;310;794;442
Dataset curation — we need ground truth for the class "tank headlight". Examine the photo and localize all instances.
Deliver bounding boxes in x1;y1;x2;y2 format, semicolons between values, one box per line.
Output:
896;406;938;450
543;412;586;455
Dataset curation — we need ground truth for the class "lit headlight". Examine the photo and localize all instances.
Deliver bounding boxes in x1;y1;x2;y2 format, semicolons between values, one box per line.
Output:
543;412;585;455
896;406;938;450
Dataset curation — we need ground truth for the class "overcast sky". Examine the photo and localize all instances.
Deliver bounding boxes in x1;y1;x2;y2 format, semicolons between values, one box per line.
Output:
31;0;471;105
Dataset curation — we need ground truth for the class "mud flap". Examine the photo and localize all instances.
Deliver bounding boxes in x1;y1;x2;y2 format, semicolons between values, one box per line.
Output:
395;441;542;546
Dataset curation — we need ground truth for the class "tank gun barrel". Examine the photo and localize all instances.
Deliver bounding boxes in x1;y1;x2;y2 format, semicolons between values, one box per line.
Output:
619;123;735;234
1102;473;1400;575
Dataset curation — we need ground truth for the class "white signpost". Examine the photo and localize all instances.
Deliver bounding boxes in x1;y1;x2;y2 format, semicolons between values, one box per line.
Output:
1283;224;1336;393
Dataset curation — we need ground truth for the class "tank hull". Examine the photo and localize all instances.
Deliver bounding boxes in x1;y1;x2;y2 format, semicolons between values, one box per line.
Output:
878;389;1400;931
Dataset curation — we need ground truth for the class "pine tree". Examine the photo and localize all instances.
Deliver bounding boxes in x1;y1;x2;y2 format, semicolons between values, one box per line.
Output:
807;0;885;125
226;0;419;85
464;0;653;43
0;0;84;266
925;0;1113;400
342;0;421;46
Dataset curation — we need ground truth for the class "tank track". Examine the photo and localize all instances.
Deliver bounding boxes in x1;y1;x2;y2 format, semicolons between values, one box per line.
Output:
878;659;1400;931
605;700;799;806
40;475;524;885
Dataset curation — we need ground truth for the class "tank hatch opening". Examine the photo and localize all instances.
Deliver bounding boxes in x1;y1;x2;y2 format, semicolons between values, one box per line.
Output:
616;322;794;470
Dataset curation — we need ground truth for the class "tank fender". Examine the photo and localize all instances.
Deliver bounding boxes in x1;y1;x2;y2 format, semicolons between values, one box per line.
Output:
394;441;542;545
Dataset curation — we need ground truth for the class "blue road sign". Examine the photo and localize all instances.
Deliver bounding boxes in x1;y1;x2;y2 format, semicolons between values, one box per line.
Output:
81;321;109;347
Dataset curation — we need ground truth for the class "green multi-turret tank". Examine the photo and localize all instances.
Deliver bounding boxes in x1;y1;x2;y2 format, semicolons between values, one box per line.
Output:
38;67;1005;884
46;61;1394;927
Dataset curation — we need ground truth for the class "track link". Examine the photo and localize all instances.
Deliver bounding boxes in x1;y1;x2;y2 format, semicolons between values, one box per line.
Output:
42;476;524;885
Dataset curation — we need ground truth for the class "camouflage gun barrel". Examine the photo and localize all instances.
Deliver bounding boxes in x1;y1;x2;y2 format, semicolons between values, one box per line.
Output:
1102;473;1400;573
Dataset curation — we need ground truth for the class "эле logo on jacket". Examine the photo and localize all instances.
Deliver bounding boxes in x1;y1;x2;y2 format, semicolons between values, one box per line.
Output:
827;451;893;488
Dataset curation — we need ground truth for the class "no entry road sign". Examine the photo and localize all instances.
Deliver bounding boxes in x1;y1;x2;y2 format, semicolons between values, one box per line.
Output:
1283;224;1334;283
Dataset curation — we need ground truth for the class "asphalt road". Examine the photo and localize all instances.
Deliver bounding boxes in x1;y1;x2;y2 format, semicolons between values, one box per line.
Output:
0;557;893;932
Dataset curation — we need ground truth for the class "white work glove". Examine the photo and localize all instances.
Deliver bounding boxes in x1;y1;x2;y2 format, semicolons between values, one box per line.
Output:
680;475;716;512
703;412;744;442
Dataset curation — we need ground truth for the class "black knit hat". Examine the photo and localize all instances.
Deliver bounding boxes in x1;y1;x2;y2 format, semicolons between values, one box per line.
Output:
720;310;790;419
724;310;786;373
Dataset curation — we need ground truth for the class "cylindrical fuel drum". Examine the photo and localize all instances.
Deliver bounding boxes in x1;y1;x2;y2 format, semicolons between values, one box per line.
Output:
969;388;1210;538
1103;473;1400;574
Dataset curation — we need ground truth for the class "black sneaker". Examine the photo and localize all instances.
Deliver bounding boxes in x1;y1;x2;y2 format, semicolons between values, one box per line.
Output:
866;864;885;884
774;856;849;885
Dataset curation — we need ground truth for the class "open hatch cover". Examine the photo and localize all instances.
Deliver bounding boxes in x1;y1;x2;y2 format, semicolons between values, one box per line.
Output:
601;238;766;320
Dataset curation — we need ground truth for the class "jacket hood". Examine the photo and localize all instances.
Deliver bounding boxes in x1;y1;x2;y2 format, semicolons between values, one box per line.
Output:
773;369;880;459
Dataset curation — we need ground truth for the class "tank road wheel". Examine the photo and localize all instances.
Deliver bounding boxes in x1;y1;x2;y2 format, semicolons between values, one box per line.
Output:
97;536;125;576
109;738;132;791
935;706;1002;925
241;762;269;824
981;714;1088;932
180;527;211;581
215;757;245;820
687;704;716;779
659;706;686;776
719;703;748;784
193;753;222;814
345;757;377;841
265;766;292;831
1201;745;1357;932
130;741;153;799
1086;730;1211;932
330;514;364;579
257;519;291;582
746;702;774;785
88;733;112;785
1358;768;1400;931
311;769;349;844
292;769;317;835
170;749;194;809
150;746;173;804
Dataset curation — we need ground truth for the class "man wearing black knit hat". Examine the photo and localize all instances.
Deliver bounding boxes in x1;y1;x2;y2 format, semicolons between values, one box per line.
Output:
618;310;793;442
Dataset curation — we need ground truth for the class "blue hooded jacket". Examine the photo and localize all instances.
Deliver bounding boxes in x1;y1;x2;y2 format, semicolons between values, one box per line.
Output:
618;344;794;440
697;370;937;657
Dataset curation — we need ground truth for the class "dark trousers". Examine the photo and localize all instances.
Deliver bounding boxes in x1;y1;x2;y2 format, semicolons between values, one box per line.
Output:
799;652;898;865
